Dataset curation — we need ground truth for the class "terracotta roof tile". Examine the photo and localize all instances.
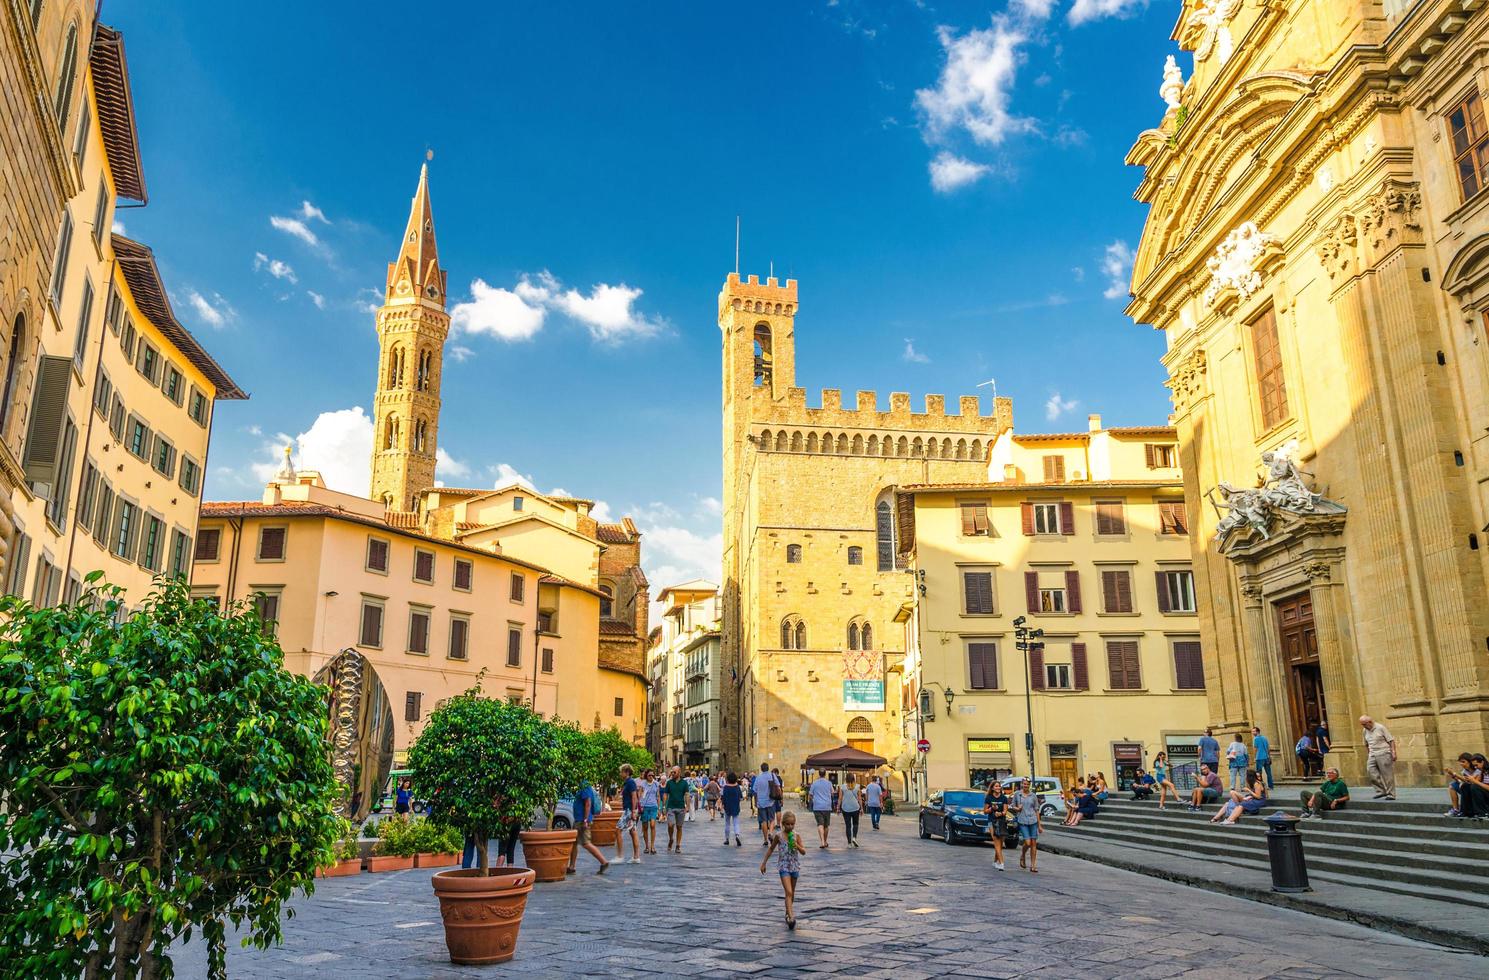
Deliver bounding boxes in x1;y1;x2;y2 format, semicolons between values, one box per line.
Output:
595;523;633;544
89;27;146;203
384;510;420;529
113;236;246;399
599;619;635;636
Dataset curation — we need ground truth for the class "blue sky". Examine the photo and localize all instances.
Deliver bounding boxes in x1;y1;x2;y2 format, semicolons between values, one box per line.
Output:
109;0;1181;590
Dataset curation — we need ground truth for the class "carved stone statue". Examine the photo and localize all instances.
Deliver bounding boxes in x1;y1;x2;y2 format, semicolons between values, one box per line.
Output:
1203;221;1278;306
1160;55;1184;111
1187;0;1239;65
1209;447;1346;551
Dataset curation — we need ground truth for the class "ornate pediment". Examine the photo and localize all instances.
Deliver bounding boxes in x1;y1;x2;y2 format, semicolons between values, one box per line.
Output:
1207;444;1345;553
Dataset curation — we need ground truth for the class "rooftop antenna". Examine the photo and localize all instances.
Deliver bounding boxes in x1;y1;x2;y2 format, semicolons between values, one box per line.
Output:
977;377;998;403
769;260;774;279
734;216;740;276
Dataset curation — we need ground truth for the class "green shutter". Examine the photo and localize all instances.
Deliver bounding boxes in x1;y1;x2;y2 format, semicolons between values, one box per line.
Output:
22;355;73;487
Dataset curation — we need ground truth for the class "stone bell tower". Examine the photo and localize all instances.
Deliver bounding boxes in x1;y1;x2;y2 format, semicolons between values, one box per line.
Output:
370;163;449;511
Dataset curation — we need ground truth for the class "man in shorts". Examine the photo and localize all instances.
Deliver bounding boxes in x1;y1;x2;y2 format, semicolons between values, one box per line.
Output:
663;766;689;853
808;769;835;848
1010;777;1042;873
1186;765;1224;811
616;763;641;864
752;763;776;845
567;779;610;875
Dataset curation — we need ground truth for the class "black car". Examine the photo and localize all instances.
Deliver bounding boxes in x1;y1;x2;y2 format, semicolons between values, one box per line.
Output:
919;789;1007;846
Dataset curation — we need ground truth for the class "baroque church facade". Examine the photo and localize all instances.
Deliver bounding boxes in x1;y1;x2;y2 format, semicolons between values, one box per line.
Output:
1127;0;1489;784
719;271;1013;775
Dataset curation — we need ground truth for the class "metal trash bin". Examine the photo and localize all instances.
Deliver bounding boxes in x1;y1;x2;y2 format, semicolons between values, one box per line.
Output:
1264;811;1311;893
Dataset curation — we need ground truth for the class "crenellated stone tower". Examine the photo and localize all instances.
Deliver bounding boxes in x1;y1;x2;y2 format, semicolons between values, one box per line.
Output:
370;164;449;511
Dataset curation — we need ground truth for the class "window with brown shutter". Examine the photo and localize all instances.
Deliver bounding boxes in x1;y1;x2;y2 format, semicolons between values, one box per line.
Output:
1449;89;1489;201
509;571;523;601
1042;455;1066;482
1173;640;1205;689
1021;502;1035;535
360;601;384;648
1094;500;1126;535
1106;640;1141;689
257;526;286;561
1145;443;1177;469
541;647;555;673
962;571;995;615
1101;569;1133;613
1065;570;1082;614
959;501;991;536
413;548;435;583
449;617;469;660
506;626;523;667
404;691;422;722
194;527;221;562
454;559;473;591
366;537;389;573
1024;571;1040;613
1251;308;1289;431
1029;644;1045;690
408;608;430;654
1059;502;1075;535
968;642;998;690
1071;642;1089;690
1158;500;1188;535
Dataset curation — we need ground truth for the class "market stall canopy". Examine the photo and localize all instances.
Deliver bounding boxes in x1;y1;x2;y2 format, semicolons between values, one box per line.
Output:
803;745;888;770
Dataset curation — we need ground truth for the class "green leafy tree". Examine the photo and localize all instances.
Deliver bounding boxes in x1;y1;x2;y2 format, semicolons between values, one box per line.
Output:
0;577;341;980
625;744;656;775
586;727;634;796
548;718;596;810
408;693;560;872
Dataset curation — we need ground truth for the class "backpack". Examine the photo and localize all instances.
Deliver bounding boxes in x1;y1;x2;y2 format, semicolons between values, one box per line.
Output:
770;779;783;802
1295;735;1312;754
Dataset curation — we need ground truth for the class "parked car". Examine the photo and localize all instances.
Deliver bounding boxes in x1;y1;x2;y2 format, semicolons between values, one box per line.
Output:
368;769;428;815
997;775;1066;817
533;796;609;830
918;789;992;845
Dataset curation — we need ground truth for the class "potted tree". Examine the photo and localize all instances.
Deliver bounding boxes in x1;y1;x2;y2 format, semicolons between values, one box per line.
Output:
368;816;418;872
586;728;629;846
413;822;464;868
520;719;589;880
409;692;558;964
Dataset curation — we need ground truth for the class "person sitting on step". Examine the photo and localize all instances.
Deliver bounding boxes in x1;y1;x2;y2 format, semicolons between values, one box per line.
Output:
1131;768;1156;801
1211;769;1268;825
1300;767;1349;819
1444;753;1488;820
1186;765;1224;812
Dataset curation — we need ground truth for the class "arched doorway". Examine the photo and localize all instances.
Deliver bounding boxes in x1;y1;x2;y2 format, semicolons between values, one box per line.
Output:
846;715;874;755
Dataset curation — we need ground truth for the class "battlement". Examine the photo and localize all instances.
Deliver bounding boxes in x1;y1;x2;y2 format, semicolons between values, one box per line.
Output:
719;272;799;319
751;387;1013;436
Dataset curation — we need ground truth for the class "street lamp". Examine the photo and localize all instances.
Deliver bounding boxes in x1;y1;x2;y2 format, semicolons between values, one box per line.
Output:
943;688;957;714
1013;617;1044;778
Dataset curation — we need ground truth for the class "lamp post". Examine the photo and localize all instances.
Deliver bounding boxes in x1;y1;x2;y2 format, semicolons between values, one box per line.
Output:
1013;617;1043;778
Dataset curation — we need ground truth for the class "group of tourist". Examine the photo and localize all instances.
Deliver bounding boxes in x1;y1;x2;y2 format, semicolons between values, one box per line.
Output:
980;778;1044;873
1060;773;1109;827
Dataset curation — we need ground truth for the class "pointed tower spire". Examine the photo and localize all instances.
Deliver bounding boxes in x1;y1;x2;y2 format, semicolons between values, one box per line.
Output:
385;160;447;306
370;160;452;512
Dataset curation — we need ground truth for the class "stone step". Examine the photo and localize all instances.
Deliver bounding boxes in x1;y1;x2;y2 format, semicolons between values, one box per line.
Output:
1105;796;1471;827
1048;822;1489;909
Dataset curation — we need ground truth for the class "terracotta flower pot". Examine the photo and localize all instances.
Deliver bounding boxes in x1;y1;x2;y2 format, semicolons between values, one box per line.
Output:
366;854;416;872
317;858;363;878
589;810;622;846
518;829;577;882
416;851;461;869
431;867;534;965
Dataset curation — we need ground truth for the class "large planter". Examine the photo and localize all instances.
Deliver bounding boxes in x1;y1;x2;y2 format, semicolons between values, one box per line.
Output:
431;867;534;965
366;854;416;872
589;810;622;846
416;851;461;869
518;829;577;882
317;858;363;878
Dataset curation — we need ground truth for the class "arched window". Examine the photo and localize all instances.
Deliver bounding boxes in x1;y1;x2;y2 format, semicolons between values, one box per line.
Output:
847;546;863;566
412;419;426;452
775;431;787;452
791;431;803;452
847;622;860;650
384;415;399;450
786;543;802;564
387;346;403;388
753;324;773;386
806;432;818;453
847;716;873;734
759;429;772;449
971;439;983;461
780;616;806;650
416;349;432;391
866;435;879;455
599;583;614;618
54;23;78;131
852;434;863;454
876;497;897;571
836;433;848;454
0;314;24;437
795;620;807;650
861;622;873;649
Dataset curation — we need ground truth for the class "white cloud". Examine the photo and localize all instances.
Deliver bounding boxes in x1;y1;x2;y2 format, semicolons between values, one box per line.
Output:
253;252;298;284
1014;0;1059;18
357;287;384;314
1100;239;1136;299
299;200;330;224
589;499;615;523
307;290;326;309
698;496;722;517
1068;0;1149;26
110;219;126;236
553;282;663;341
270;215;322;249
902;338;931;363
251;406;374;493
928;151;991;192
640;524;723;595
1045;391;1079;421
436;447;471;481
917;20;1035;149
1071;266;1086;282
246;424;263;436
185;289;233;329
451;277;548;341
490;462;537;491
449;344;474;363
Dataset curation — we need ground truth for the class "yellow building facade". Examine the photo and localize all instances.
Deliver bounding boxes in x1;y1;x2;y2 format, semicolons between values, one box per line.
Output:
719;271;1014;776
1127;0;1489;784
2;21;243;608
898;418;1209;795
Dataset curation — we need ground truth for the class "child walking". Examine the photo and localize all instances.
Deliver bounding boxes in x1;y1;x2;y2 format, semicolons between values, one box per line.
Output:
761;810;807;929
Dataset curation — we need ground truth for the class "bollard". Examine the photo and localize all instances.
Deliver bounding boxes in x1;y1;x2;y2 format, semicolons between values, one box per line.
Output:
1264;811;1311;893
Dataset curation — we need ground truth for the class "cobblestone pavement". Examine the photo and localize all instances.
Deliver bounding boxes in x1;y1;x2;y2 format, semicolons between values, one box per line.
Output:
168;808;1481;978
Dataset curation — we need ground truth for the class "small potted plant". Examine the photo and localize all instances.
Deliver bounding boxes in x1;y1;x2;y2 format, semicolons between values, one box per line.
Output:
520;718;590;880
410;691;560;964
318;817;365;877
367;816;418;872
414;821;464;868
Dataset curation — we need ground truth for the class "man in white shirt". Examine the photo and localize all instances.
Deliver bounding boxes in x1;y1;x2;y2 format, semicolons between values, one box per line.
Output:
808;770;835;848
1359;715;1397;800
752;764;776;845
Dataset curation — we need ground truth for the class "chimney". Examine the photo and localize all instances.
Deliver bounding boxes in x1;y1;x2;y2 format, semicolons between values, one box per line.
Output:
1087;413;1103;432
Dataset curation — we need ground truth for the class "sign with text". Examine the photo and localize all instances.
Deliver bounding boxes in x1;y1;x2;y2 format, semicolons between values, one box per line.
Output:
843;680;885;711
966;738;1012;754
842;649;885;711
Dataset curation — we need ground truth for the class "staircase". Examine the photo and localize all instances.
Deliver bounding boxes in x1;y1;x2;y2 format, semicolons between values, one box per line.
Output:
1040;795;1489;953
